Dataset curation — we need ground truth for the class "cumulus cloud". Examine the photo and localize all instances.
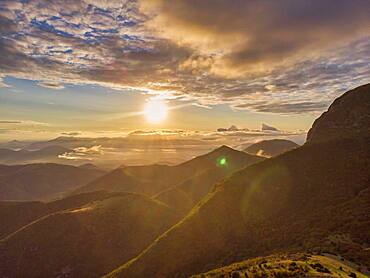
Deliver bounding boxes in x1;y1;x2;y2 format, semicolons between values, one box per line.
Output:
74;145;103;155
0;0;369;114
58;145;103;160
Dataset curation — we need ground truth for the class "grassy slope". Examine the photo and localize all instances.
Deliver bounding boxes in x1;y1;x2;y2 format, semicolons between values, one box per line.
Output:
0;193;180;278
73;164;175;196
0;191;118;239
192;253;368;277
106;137;370;278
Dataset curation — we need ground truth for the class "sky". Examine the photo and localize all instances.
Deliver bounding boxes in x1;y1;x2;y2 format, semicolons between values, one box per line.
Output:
0;0;369;142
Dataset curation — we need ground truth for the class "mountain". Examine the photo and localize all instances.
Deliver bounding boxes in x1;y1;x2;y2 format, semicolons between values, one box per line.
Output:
0;140;29;150
106;84;370;277
0;191;116;239
244;139;299;157
0;163;105;201
78;163;103;171
261;123;279;131
74;146;263;200
0;146;262;277
0;145;70;164
307;83;370;144
154;146;263;214
0;192;179;278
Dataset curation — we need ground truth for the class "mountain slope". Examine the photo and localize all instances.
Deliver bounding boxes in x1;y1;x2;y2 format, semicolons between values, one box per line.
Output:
192;253;368;278
74;146;262;200
107;138;370;278
0;163;105;201
0;191;117;239
107;84;370;277
73;164;175;196
244;139;299;157
307;83;370;144
154;147;263;214
0;193;179;278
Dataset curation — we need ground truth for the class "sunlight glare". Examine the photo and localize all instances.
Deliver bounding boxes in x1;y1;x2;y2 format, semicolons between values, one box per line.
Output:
144;99;168;124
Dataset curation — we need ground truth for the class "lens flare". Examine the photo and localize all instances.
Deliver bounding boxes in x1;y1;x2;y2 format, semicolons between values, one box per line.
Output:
217;156;228;167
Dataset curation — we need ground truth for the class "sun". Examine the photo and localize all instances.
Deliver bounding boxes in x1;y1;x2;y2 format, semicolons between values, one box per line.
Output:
144;99;168;124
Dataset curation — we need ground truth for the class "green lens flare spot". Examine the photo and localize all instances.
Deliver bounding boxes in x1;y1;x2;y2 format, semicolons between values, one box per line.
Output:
217;157;227;167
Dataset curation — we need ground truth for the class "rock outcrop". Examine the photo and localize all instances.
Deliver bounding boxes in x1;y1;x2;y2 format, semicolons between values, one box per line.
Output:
307;84;370;144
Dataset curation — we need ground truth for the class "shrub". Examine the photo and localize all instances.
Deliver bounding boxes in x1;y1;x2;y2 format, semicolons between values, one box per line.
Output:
231;271;240;278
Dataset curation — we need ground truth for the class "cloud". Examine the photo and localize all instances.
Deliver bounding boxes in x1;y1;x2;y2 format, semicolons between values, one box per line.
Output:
0;79;9;88
61;132;82;136
128;129;187;137
125;128;305;145
0;0;369;114
58;145;103;160
140;0;370;74
0;121;22;124
73;145;103;155
38;82;65;90
0;120;49;126
235;101;329;114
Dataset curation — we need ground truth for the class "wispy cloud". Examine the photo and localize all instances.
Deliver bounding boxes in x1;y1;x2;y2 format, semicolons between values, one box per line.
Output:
38;81;65;90
0;120;49;126
61;131;82;136
0;76;10;88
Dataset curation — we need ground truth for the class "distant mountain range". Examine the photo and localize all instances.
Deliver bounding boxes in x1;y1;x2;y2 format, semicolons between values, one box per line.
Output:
0;140;30;150
0;145;70;164
244;139;299;157
74;145;263;214
0;163;105;201
0;84;369;277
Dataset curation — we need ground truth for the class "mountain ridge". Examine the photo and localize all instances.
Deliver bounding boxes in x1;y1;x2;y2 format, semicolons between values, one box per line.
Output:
244;139;299;157
73;145;263;199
